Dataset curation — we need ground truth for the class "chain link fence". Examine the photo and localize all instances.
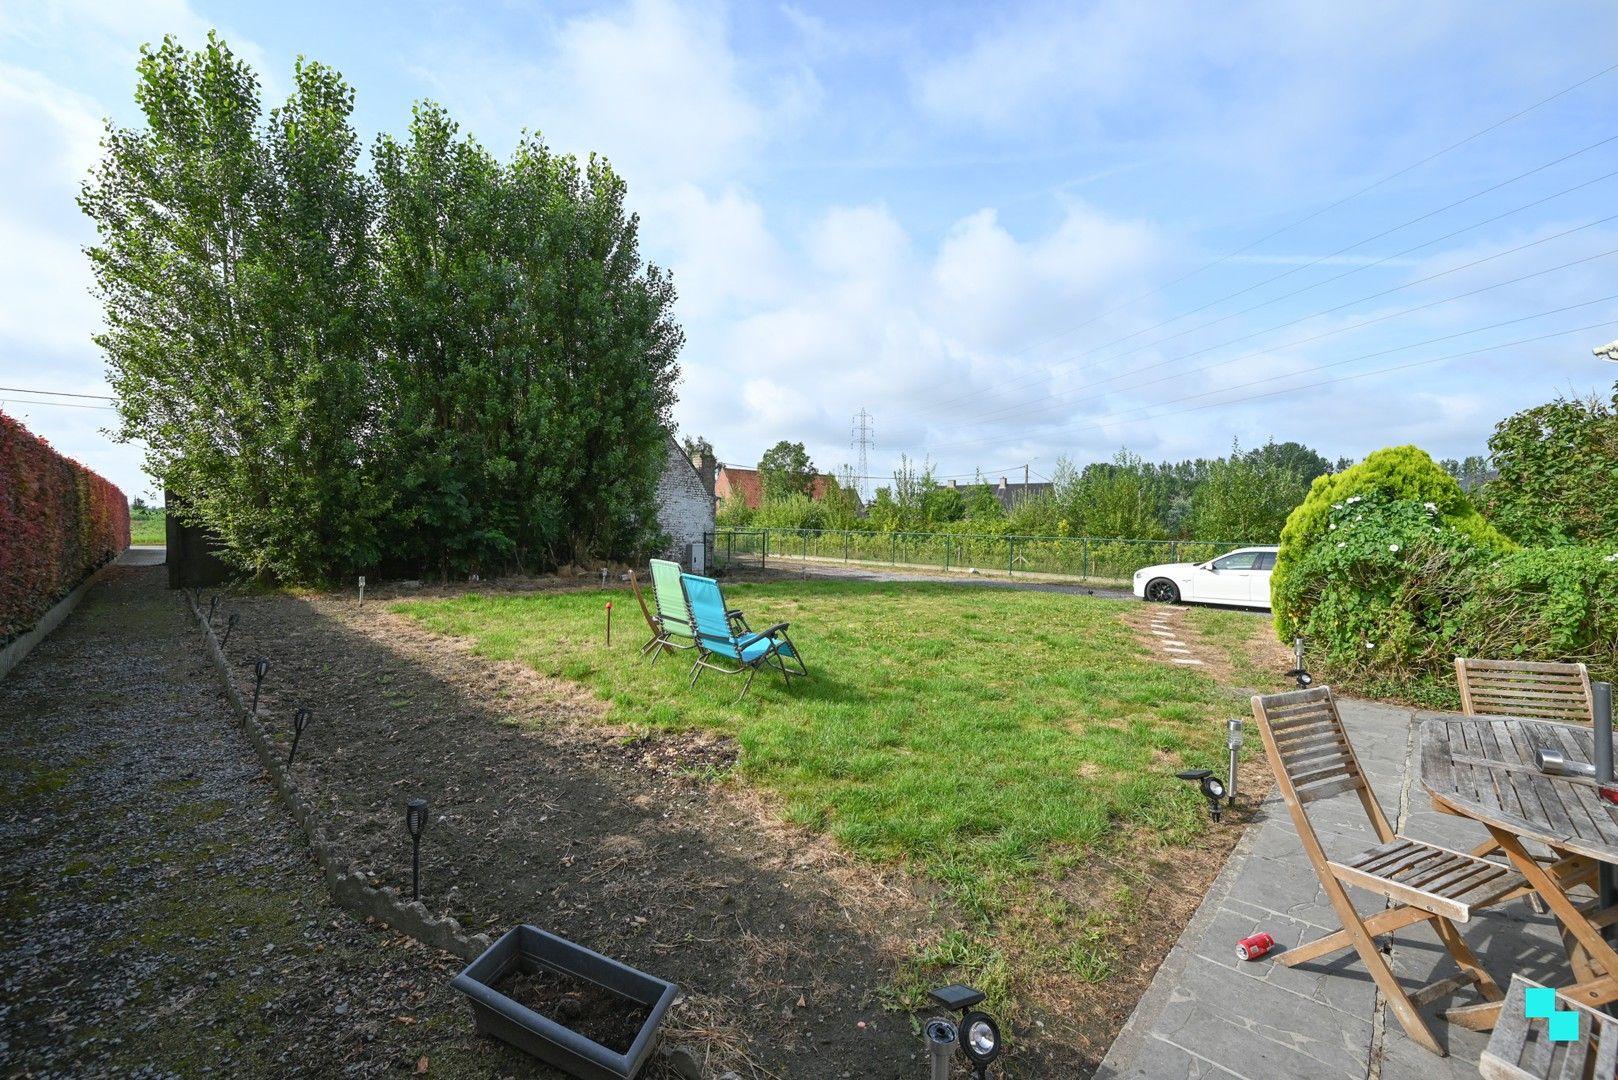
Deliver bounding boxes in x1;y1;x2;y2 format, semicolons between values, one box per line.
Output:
713;527;1264;587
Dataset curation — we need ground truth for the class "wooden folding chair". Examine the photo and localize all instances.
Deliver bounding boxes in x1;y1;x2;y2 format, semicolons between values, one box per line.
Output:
1253;687;1528;1056
628;570;670;658
1455;659;1595;725
1479;975;1618;1079
1455;659;1596;908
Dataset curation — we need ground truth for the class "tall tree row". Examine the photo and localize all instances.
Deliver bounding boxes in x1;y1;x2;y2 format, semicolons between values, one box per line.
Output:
82;35;681;582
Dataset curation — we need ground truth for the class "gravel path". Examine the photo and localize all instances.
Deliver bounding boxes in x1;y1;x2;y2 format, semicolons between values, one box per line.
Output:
0;559;547;1078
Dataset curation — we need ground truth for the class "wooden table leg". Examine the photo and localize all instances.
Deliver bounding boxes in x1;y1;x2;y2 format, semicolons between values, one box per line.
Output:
1489;827;1618;1010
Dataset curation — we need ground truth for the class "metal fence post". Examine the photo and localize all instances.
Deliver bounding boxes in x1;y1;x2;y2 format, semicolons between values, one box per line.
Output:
1008;537;1016;576
1082;538;1090;581
891;532;897;566
1170;540;1178;562
844;530;850;563
944;537;951;571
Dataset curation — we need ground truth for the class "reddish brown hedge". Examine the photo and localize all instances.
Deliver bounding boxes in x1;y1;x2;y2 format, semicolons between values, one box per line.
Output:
1;410;131;645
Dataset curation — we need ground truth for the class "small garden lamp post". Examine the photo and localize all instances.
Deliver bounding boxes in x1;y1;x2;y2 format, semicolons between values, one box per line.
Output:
1177;769;1226;823
406;798;428;901
251;657;270;714
605;601;613;647
207;594;219;627
1285;636;1313;689
288;707;311;766
358;575;365;608
221;611;240;648
1225;718;1243;807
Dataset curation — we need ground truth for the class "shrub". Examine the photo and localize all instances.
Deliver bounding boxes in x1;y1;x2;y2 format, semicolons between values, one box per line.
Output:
1457;546;1618;682
0;411;130;644
1273;445;1511;642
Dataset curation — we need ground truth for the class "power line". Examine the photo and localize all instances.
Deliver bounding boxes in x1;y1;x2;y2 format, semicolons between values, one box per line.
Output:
1049;295;1618;434
0;386;115;400
1068;317;1618;437
922;131;1618;417
0;397;117;412
954;60;1618;376
925;224;1618;440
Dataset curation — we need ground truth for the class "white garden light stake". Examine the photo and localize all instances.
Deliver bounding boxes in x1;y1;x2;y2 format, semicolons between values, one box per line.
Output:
358;575;365;608
1226;718;1243;807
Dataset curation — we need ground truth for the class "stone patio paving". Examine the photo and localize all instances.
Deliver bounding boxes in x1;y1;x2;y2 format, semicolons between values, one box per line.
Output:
1097;698;1575;1079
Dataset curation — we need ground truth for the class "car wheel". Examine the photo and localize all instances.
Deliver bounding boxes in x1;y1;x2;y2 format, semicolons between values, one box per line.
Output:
1144;578;1180;604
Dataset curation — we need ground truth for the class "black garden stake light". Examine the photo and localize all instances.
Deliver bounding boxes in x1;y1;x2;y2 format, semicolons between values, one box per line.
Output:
251;657;270;714
207;594;219;627
288;707;311;766
924;985;1003;1080
1177;769;1227;823
221;611;240;648
406;798;428;901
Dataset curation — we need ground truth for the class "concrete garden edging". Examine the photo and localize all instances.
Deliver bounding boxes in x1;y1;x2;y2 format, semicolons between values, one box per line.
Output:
0;556;123;683
186;592;493;962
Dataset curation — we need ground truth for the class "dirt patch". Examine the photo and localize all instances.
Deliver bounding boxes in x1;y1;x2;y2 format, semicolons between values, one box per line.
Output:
219;590;936;1079
497;967;650;1055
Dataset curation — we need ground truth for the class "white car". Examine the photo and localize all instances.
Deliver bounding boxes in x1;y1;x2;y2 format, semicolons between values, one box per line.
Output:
1132;546;1279;610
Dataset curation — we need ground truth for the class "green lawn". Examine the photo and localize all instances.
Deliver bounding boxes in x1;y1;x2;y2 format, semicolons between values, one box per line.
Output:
130;511;166;546
393;581;1263;1020
394;582;1234;901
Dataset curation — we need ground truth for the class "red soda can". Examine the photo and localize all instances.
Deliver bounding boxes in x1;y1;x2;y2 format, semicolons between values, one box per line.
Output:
1599;785;1618;805
1236;932;1274;961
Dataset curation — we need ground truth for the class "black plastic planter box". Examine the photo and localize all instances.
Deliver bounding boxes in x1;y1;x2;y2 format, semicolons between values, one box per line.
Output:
452;925;678;1080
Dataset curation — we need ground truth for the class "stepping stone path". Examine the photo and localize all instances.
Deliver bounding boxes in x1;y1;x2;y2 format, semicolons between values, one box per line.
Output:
1146;606;1204;665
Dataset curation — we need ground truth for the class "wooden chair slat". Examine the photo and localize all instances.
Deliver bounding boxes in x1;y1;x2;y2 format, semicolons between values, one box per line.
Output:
1483;976;1618;1080
1456;657;1594;725
1296;774;1367;804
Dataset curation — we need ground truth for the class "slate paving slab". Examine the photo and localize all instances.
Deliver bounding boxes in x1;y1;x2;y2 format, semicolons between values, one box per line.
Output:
1096;697;1565;1080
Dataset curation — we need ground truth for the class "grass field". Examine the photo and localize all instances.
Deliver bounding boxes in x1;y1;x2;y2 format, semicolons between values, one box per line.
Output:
393;581;1261;1021
129;511;166;546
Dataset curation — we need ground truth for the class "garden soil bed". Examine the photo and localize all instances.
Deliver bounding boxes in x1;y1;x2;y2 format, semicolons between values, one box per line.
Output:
497;967;650;1055
210;572;1268;1077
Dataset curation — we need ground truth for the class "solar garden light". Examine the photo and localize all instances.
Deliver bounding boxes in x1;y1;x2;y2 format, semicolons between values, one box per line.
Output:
358;575;365;607
1177;769;1227;823
221;610;240;648
287;707;311;766
605;601;613;647
924;985;1002;1080
207;593;219;627
1225;718;1243;807
1285;636;1313;688
406;798;428;901
251;657;270;714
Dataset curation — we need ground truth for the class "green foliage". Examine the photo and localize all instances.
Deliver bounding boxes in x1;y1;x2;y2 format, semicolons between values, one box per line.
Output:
752;493;827;531
757;440;815;502
1273;445;1510;641
82;36;680;583
1189;439;1313;543
1054;450;1167;540
1479;389;1618;545
1458;546;1618;680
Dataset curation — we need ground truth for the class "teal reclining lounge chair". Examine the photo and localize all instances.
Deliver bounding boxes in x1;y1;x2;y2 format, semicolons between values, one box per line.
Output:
681;572;807;702
646;558;750;663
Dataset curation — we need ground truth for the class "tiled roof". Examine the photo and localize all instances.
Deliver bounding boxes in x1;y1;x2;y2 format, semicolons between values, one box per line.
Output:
715;466;837;509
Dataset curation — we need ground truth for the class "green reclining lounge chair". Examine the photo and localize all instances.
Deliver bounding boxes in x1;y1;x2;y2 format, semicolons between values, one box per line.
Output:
644;559;700;663
681;572;807;702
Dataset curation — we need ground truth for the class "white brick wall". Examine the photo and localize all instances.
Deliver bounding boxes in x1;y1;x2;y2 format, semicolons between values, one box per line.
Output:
655;436;714;570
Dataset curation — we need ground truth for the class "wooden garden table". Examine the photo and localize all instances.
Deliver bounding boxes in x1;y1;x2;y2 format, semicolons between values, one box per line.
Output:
1417;714;1617;1030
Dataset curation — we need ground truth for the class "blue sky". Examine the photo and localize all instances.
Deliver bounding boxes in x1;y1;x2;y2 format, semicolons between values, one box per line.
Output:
3;1;1617;502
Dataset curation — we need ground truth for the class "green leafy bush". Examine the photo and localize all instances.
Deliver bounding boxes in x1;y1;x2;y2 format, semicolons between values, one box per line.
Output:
1458;546;1618;681
1273;445;1511;642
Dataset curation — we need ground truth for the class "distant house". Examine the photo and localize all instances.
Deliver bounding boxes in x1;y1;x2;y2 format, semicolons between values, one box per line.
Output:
714;464;843;510
655;436;716;570
945;476;1052;513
